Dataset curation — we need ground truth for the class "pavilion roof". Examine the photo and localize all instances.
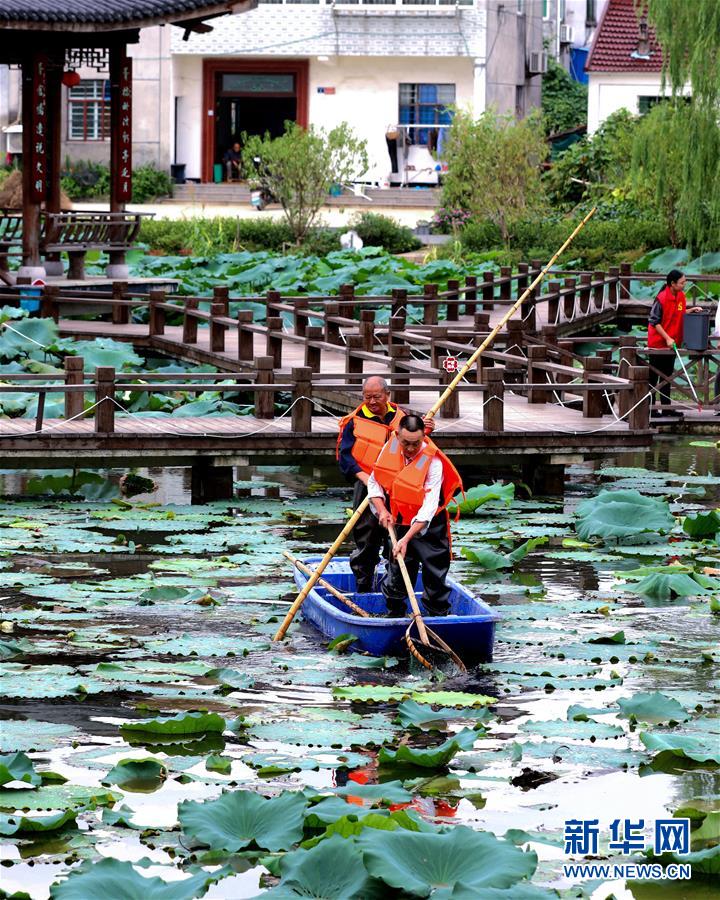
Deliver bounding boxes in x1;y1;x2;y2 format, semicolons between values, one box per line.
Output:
0;0;239;31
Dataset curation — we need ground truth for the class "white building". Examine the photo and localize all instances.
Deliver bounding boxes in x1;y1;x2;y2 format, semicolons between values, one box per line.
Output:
0;1;546;187
585;0;665;134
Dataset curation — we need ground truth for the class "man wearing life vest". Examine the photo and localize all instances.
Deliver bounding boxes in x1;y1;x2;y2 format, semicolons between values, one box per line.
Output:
337;376;433;592
367;414;463;617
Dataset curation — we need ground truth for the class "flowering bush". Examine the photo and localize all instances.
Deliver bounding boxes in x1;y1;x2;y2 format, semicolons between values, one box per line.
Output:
431;207;472;234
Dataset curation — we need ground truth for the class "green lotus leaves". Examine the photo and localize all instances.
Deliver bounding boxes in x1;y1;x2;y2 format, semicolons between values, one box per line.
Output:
575;490;675;543
0;752;41;788
454;482;515;515
0;808;77;836
49;858;224;900
332;780;412;804
683;509;720;538
378;729;477;768
358;826;537;895
626;572;718;600
395;700;491;731
205;754;232;775
617;691;690;725
0;783;120;812
263;834;373;899
102;757;169;792
461;537;548;570
120;711;226;737
178;789;308;851
640;728;720;765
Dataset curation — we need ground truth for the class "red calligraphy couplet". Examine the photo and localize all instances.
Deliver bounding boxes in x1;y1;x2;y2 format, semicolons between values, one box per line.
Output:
112;56;132;202
29;54;49;203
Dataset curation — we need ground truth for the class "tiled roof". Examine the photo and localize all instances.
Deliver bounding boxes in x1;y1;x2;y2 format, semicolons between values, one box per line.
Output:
586;0;663;73
0;1;234;29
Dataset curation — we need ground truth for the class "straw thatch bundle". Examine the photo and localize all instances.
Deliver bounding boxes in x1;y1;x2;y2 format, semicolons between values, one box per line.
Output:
0;170;72;209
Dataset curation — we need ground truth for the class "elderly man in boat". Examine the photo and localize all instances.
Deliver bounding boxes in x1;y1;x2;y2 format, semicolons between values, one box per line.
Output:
367;414;463;618
337;376;433;593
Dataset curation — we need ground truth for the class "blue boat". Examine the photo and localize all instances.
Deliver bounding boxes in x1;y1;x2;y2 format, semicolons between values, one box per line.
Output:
292;556;497;663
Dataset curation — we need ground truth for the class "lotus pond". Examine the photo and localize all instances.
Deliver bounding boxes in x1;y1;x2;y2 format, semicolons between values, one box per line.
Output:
0;440;719;899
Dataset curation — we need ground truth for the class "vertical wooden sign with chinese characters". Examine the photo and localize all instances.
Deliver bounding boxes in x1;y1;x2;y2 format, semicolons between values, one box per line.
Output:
112;55;132;202
29;54;48;203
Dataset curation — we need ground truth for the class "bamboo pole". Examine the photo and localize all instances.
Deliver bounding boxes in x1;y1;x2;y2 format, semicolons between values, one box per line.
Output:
388;523;429;644
283;551;369;617
274;208;597;642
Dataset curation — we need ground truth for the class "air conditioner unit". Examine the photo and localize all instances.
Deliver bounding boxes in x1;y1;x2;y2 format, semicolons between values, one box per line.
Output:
528;51;548;74
559;24;573;44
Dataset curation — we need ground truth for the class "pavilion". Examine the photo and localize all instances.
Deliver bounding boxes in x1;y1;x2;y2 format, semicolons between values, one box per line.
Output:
0;0;254;281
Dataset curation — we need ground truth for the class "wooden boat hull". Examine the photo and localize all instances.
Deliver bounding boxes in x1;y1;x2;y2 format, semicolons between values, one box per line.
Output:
293;556;497;663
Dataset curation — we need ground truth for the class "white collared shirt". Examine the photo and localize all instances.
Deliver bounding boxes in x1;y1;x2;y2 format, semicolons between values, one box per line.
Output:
367;440;443;529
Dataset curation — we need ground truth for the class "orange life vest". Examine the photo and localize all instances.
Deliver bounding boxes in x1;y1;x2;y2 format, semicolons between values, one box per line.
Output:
336;403;405;474
372;436;464;525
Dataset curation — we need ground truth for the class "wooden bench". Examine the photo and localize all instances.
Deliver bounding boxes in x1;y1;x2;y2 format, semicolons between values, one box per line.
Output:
41;211;153;279
0;211;24;272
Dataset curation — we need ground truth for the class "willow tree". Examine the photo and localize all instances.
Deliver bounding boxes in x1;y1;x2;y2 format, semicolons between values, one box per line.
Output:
643;0;720;252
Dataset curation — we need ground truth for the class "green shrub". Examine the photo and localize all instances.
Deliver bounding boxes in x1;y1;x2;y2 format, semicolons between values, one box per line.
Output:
542;58;588;134
132;164;173;203
350;212;420;253
138;217;305;255
60;159;109;200
299;229;341;256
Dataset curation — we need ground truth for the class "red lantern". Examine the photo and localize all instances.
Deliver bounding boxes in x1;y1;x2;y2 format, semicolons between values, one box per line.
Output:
62;70;81;88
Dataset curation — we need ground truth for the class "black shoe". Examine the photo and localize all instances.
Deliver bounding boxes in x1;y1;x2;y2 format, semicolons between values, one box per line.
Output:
384;607;407;619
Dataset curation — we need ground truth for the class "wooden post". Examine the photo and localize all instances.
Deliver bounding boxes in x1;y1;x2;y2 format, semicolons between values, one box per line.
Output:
291;366;313;432
464;275;477;315
482;271;495;312
446;279;460;322
108;45;131;279
265;289;280;321
40;285;59;323
359;309;375;352
209;302;225;352
305;326;322;372
391;288;407;319
19;54;45;278
213;286;230;315
94;366;115;433
578;273;592;316
346;334;364;385
547;280;560;327
583;356;604;418
593;270;604;310
294;297;309;337
516;262;529;300
499;266;512;309
430;325;448;369
628;365;650;430
483;366;504;432
528;345;549;403
324;302;341;345
35;390;46;432
254;356;275;419
266;316;283;369
64;356;84;420
563;277;577;321
541;325;558;348
148;289;166;336
439;367;460;419
112;281;130;325
619;262;632;301
557;339;574;385
422;284;438;326
388;314;406;346
607;266;620;308
236;310;254;361
474;311;490;333
618;338;639;417
43;53;63;277
389;344;410;406
191;462;234;504
339;283;355;319
183;297;199;344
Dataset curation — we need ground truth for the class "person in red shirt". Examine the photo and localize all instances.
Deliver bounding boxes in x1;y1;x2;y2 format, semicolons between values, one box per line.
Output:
647;269;702;414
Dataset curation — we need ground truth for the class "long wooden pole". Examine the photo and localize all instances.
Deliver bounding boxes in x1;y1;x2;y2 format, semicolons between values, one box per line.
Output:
388;523;429;644
425;206;597;419
274;209;597;641
283;551;369;617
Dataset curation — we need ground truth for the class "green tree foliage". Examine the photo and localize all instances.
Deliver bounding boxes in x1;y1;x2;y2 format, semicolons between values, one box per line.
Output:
541;58;588;134
646;0;720;252
442;108;547;244
632;102;687;245
242;122;368;243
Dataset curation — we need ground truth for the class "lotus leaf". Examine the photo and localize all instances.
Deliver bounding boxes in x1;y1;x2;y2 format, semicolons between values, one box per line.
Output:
120;711;226;737
178;789;307;851
575;490;675;543
304;796;391;826
0;720;83;752
263;834;372;899
205;668;255;691
626;571;719;600
332;780;412;804
49;857;224;900
378;728;477;768
358;826;537;894
640;730;720;764
0;783;120;811
520;718;624;739
454;482;515;515
461;537;548;570
0;752;41;787
617;691;690;724
205;754;232;775
413;691;496;708
588;630;626;644
683;510;720;539
0;808;77;835
395;700;491;731
102;757;168;792
644;843;720;877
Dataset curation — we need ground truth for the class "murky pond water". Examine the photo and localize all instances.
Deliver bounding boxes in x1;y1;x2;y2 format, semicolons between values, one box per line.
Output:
0;438;718;898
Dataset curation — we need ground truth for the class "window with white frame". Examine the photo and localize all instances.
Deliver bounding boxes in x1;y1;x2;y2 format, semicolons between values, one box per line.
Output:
399;83;454;146
68;79;111;141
